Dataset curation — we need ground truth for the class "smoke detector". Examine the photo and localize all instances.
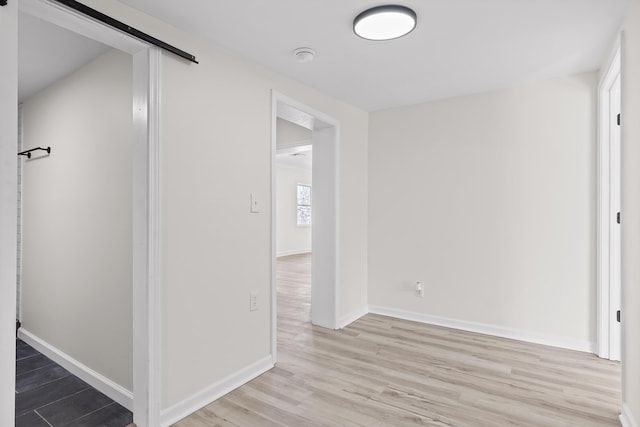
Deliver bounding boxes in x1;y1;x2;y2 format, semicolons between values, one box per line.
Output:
294;47;316;63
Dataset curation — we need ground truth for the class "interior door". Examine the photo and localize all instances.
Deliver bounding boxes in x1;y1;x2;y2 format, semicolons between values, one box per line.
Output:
0;1;19;424
610;73;622;362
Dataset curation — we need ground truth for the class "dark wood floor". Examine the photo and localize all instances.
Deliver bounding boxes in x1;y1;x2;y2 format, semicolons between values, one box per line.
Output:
15;339;133;427
176;253;622;426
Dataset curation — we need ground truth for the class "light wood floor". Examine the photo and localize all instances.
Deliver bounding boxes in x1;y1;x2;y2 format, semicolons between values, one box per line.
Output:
174;253;621;426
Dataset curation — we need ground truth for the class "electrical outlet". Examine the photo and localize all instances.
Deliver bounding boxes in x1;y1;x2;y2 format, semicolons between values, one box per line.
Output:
250;291;259;311
415;281;424;298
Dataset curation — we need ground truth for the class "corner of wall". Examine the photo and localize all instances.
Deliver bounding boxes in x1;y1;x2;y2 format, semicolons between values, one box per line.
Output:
337;306;369;329
621;404;640;427
160;356;273;427
18;329;133;410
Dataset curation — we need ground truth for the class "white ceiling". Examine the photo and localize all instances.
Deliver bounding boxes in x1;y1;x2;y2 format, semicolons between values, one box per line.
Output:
18;12;111;102
118;0;629;111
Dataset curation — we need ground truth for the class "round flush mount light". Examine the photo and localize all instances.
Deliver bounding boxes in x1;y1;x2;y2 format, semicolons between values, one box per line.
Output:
294;47;316;63
353;5;417;41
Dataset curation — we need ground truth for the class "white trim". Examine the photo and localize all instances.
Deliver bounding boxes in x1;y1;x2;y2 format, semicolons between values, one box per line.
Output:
337;306;368;329
270;92;278;363
597;34;622;360
160;356;273;427
598;33;623;88
132;46;162;427
621;404;640;427
277;249;312;257
18;329;133;410
368;306;595;353
148;47;163;427
333;125;342;330
16;104;24;322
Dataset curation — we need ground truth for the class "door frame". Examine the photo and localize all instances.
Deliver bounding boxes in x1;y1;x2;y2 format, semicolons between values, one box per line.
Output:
596;34;622;361
0;2;19;424
2;1;162;425
270;91;340;362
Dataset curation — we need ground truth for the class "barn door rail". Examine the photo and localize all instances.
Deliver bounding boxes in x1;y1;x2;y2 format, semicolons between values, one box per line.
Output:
53;0;198;64
0;1;197;62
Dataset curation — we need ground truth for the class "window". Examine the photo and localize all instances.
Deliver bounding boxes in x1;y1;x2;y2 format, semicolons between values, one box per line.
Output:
297;184;311;226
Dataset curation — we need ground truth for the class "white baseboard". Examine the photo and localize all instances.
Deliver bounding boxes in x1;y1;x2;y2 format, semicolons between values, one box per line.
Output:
368;306;595;354
18;329;133;411
338;306;369;329
621;403;640;427
276;249;311;257
160;356;274;427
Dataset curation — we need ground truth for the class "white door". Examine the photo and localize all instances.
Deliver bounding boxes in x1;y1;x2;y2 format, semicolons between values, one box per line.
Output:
0;1;19;424
609;73;621;362
597;43;622;362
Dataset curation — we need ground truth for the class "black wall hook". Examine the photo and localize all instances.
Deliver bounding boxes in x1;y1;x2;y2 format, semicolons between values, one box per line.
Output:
18;147;51;159
0;1;7;7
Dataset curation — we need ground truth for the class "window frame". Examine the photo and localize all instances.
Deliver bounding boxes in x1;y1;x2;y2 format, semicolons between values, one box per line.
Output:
296;183;312;227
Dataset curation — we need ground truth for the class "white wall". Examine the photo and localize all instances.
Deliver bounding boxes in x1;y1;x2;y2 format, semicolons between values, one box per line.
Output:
276;164;312;256
620;0;640;424
21;49;133;391
276;117;311;146
368;73;597;350
80;0;369;414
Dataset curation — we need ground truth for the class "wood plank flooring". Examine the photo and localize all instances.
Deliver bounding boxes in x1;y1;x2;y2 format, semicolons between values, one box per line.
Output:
174;253;621;426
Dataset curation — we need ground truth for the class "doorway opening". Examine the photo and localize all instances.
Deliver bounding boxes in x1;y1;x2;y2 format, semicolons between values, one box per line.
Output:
597;39;621;362
275;119;313;259
2;1;161;425
16;12;133;426
271;92;340;361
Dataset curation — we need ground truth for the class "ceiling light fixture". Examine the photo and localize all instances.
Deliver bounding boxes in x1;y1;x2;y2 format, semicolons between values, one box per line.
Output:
353;5;417;41
294;47;316;63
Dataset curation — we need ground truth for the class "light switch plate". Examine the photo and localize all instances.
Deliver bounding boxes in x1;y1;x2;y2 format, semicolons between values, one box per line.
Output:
250;291;258;311
250;193;260;213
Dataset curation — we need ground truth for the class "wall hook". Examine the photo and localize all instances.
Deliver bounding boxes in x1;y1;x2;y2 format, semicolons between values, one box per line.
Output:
18;147;51;159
